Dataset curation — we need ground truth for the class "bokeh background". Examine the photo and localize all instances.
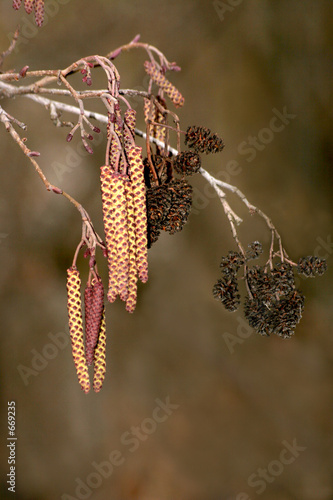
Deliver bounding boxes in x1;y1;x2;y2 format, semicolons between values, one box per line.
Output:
0;1;332;499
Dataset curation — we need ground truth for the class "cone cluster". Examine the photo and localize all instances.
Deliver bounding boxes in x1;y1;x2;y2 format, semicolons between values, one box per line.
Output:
66;267;106;393
13;0;44;26
213;244;327;339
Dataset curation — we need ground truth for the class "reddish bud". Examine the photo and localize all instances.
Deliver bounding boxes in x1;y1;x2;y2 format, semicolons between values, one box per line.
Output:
19;65;29;78
131;34;141;43
28;151;40;157
84;144;93;154
109;47;122;60
171;64;182;72
87;134;93;141
66;133;73;142
81;69;87;75
89;256;96;268
86;77;92;86
93;126;101;133
87;63;94;68
83;248;91;259
50;186;63;194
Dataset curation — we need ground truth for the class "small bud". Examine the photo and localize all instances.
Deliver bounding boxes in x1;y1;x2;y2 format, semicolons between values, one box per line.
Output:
28;150;40;157
66;133;73;142
93;126;101;134
87;134;93;141
50;186;62;194
109;47;122;60
84;143;94;154
86;77;92;86
19;65;29;78
83;249;91;259
130;34;141;44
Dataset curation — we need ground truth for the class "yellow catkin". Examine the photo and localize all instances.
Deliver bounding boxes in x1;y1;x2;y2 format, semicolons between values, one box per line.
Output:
143;61;185;108
24;0;34;14
124;177;138;312
93;307;107;393
123;108;136;150
143;98;166;145
127;146;149;283
100;166;118;302
66;267;90;394
112;174;130;301
34;0;44;26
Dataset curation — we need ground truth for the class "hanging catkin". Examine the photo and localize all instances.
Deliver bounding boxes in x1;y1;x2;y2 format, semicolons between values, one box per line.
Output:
127;145;149;283
93;307;107;393
66;267;90;393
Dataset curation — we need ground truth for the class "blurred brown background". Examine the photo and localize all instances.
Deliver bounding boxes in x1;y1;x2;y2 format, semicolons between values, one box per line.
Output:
0;1;332;499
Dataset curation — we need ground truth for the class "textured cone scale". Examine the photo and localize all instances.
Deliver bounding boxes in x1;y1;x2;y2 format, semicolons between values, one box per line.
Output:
127;146;149;283
100;166;118;302
66;267;90;393
93;308;107;393
144;61;184;108
124;178;138;312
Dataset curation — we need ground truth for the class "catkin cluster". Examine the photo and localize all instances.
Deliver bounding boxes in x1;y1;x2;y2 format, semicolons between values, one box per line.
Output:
12;0;44;26
66;267;106;393
101;107;148;313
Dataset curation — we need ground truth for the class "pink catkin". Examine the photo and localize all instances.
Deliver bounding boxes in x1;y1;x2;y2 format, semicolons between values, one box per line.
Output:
12;0;22;10
24;0;34;14
34;0;45;27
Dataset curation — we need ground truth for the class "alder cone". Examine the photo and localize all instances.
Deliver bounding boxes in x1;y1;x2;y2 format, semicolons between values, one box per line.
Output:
66;267;90;393
162;179;193;234
174;151;201;176
185;125;224;154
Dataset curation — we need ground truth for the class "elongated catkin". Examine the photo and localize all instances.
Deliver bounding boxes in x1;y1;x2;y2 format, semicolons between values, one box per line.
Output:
66;267;90;393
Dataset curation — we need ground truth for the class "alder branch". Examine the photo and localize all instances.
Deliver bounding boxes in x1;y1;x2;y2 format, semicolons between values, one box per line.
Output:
0;76;288;266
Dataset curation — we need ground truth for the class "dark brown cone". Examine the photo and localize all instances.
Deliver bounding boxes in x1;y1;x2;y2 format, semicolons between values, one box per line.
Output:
185;126;224;154
174;151;201;176
162;179;193;234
